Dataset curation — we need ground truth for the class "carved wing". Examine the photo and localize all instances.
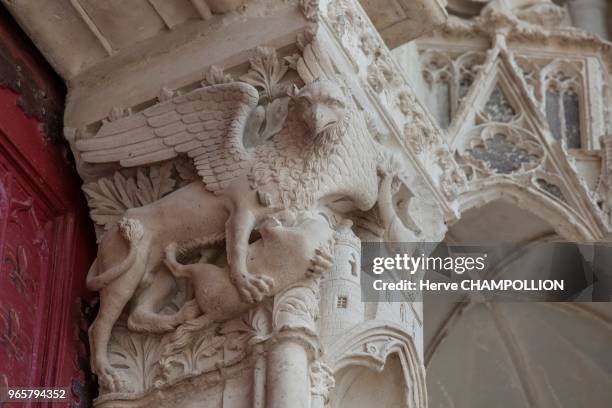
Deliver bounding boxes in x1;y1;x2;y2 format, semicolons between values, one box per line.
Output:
76;82;260;193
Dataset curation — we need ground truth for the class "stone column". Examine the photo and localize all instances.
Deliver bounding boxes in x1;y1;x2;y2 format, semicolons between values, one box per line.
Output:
266;339;311;408
567;0;609;40
267;279;321;408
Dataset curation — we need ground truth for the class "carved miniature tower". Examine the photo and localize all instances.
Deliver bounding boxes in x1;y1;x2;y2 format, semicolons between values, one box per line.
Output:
319;221;364;344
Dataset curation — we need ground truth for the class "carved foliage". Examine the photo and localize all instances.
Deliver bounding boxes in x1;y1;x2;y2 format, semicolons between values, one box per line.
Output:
82;162;191;235
106;304;273;394
273;279;320;335
240;47;291;102
108;325;163;393
159;304;272;384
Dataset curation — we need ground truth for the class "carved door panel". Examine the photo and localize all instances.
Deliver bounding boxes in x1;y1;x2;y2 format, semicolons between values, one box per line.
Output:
0;56;96;408
0;146;62;388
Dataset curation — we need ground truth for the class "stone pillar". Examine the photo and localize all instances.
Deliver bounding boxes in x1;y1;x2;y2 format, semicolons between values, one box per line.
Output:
266;340;310;408
267;279;322;408
567;0;609;40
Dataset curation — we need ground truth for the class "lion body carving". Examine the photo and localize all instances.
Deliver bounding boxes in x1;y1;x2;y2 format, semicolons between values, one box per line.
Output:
78;80;383;391
162;214;335;339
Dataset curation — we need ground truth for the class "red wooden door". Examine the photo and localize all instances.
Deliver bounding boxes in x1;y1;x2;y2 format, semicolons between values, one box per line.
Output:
0;8;96;407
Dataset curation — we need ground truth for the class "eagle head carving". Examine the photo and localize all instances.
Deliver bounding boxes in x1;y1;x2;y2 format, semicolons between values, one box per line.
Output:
294;80;348;136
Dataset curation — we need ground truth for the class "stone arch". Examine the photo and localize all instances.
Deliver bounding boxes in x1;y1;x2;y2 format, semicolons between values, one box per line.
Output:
325;321;426;408
539;60;585;148
456;179;600;241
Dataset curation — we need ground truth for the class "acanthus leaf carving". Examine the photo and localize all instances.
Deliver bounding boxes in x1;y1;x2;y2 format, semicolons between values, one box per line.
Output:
107;323;164;394
240;46;291;102
202;65;234;86
82;162;181;237
300;0;320;22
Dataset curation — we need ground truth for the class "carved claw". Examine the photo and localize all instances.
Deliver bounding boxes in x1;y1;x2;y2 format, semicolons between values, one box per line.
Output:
180;299;201;321
307;246;334;278
231;268;274;303
98;365;131;394
260;216;282;231
164;242;179;261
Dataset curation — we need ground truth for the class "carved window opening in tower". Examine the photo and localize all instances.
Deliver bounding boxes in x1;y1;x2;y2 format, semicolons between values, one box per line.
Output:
544;70;582;149
336;296;348;309
419;50;485;129
350;253;358;277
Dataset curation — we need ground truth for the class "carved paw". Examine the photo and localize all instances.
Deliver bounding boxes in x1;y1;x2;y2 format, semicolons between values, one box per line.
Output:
180;299;201;321
98;365;132;394
259;215;282;230
164;242;179;261
307;246;334;278
231;269;274;303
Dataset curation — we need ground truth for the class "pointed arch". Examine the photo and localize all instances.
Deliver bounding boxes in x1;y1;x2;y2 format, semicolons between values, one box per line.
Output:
325;321;427;408
457;179;602;240
539;59;586;149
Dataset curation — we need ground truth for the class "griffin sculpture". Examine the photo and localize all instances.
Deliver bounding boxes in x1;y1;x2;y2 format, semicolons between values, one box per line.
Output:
76;79;384;391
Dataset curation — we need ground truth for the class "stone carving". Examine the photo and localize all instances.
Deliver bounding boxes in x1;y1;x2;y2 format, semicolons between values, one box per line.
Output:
76;74;392;392
403;1;611;242
158;302;272;386
160;213;335;333
419;49;486;128
375;153;423;240
535;177;567;203
543;67;582;148
465;130;543;175
310;361;335;405
82;162;191;238
596;134;612;225
483;87;516;123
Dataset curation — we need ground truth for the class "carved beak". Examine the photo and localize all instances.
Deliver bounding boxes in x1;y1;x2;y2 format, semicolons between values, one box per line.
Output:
311;104;337;135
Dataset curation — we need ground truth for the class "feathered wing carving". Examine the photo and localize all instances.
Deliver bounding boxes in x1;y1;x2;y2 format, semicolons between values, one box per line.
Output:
76;83;260;193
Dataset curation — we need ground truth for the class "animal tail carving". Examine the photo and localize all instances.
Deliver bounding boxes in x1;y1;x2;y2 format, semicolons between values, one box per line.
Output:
86;218;145;291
